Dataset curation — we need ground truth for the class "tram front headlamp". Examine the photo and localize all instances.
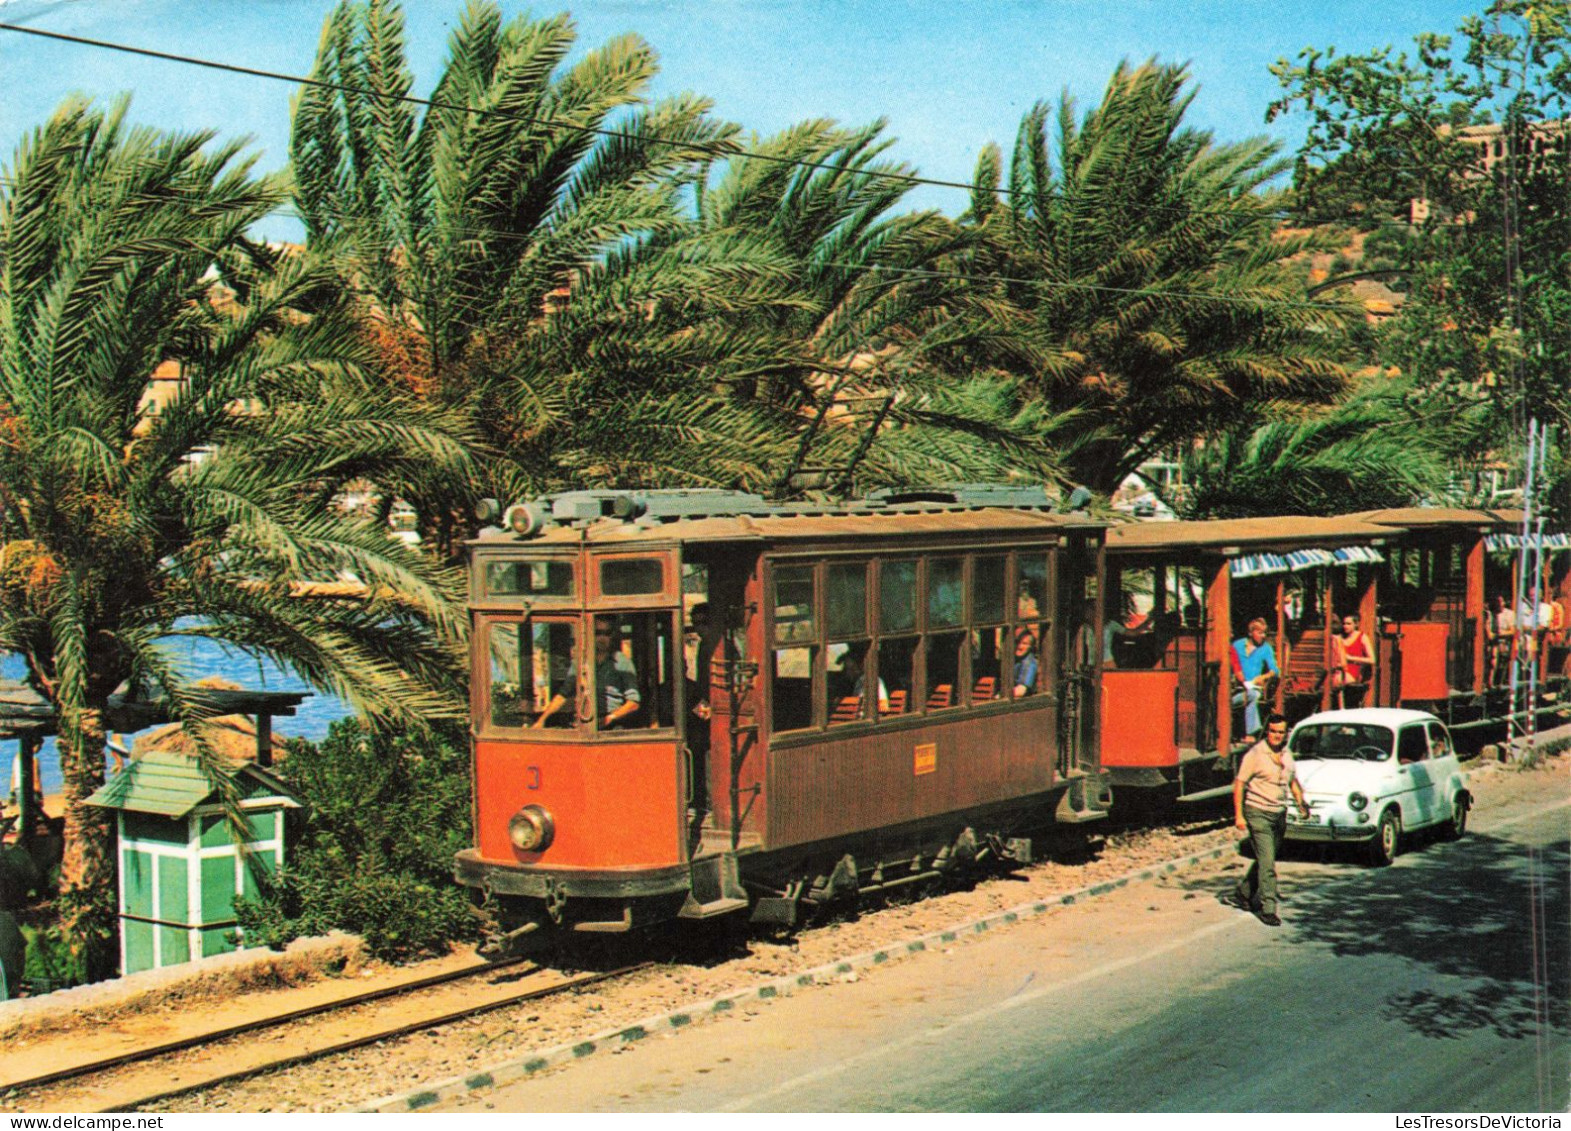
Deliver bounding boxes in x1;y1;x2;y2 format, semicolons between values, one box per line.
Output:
508;804;555;853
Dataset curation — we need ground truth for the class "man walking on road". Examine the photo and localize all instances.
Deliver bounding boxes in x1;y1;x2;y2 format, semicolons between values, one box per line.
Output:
1231;713;1310;926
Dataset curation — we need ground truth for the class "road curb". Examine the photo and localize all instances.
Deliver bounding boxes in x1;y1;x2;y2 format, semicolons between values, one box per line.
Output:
355;840;1240;1113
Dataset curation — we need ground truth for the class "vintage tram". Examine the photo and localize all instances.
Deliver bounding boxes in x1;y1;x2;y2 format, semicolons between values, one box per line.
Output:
456;487;1112;942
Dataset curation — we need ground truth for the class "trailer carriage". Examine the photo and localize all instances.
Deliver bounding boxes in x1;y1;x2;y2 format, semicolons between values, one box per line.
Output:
1100;515;1401;801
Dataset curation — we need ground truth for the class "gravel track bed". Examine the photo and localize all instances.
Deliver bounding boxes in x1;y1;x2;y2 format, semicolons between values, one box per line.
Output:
14;754;1563;1114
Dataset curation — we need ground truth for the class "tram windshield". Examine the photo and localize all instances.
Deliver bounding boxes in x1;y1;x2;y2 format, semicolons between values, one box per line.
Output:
482;612;678;733
1289;723;1394;761
488;619;579;730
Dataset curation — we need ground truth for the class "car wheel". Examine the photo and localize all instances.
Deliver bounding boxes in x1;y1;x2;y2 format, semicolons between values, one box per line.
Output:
1441;794;1468;841
1367;809;1400;867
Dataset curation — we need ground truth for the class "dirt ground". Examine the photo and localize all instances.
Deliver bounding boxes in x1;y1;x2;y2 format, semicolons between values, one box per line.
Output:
3;750;1566;1113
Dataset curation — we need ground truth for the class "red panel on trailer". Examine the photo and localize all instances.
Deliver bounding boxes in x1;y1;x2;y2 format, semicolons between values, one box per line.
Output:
1100;670;1181;768
1395;621;1451;701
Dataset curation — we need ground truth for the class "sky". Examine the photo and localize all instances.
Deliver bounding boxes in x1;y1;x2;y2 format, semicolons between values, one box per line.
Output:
0;0;1488;233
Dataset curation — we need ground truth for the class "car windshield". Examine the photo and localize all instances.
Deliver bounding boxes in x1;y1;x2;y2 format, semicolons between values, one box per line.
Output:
1290;723;1394;761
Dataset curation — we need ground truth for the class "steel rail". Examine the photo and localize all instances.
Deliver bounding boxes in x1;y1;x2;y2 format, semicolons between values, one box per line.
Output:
94;962;652;1113
2;955;545;1096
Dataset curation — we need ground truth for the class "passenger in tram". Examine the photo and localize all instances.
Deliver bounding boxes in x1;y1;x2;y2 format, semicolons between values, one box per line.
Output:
1103;593;1156;668
685;602;721;722
534;619;641;728
1485;594;1516;686
836;644;889;714
685;602;723;809
1517;586;1556;662
1231;616;1278;739
1330;612;1374;708
1012;629;1039;697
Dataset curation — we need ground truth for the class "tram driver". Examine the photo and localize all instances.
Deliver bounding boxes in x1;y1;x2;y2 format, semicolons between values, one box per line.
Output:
534;618;641;729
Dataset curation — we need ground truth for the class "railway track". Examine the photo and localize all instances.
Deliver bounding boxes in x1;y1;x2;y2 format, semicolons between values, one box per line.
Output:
6;958;651;1113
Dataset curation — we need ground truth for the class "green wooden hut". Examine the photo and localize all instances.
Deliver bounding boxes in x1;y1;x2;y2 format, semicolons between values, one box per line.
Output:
86;745;299;974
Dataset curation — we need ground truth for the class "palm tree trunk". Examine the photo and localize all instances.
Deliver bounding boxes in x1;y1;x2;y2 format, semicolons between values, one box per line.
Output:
57;707;117;982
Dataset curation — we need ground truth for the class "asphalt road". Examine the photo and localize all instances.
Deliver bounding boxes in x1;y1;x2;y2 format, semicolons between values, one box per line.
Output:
448;788;1570;1113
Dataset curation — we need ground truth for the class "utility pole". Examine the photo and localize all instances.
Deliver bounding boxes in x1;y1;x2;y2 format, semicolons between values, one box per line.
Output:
1507;417;1553;762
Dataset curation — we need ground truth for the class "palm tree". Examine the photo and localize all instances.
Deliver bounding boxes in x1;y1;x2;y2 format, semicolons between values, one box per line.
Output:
0;98;472;979
290;0;794;538
959;61;1355;495
684;119;1073;495
1177;382;1454;518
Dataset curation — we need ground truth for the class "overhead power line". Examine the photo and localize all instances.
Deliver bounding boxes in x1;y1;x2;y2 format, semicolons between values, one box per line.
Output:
0;19;1298;229
0;21;999;200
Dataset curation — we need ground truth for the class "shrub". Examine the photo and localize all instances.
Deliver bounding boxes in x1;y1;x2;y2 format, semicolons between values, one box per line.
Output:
235;718;478;961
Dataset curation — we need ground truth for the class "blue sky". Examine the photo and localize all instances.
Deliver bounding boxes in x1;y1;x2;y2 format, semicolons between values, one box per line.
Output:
0;0;1484;228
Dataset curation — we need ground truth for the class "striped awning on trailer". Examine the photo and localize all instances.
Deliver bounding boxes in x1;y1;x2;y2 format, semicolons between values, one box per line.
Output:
1231;544;1385;578
1486;532;1571;551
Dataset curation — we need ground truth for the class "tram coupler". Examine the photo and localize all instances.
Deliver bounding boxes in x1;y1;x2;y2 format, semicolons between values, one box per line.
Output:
479;917;544;959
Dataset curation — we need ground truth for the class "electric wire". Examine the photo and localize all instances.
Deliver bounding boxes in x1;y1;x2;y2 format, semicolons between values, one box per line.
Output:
0;19;1318;231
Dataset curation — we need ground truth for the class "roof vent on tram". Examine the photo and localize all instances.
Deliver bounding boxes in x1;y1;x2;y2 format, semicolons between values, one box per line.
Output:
864;484;1056;510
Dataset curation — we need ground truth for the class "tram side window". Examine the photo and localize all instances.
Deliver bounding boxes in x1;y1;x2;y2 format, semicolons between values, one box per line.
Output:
875;560;920;717
772;646;816;733
486;559;574;599
970;628;1003;702
925;631;965;710
970;555;1007;702
1016;555;1050;696
490;620;579;730
1018;555;1047;621
825;563;873;725
928;557;965;629
828;638;881;724
880;635;918;715
772;564;818;733
826;562;868;637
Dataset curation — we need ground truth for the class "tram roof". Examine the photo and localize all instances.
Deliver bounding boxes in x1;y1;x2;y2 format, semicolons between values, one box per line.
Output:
481;506;1103;549
1347;506;1520;530
1105;515;1402;553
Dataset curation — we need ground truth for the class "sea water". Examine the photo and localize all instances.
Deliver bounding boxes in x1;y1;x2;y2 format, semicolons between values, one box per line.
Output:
4;638;353;794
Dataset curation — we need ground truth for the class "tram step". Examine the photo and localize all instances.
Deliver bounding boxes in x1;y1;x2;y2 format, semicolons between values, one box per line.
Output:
678;896;750;920
1176;783;1235;803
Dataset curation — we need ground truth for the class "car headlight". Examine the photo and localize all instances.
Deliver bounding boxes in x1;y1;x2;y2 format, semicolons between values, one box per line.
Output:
1347;791;1368;812
508;804;555;852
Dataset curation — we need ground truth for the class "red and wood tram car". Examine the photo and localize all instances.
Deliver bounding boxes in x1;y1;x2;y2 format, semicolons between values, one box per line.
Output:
1100;515;1399;800
456;487;1112;941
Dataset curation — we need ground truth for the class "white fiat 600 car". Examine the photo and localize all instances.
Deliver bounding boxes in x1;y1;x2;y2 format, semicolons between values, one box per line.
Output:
1285;708;1471;866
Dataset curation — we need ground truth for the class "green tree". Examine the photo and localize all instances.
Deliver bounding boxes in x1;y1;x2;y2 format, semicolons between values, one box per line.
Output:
291;0;800;539
0;98;471;979
235;720;476;960
1177;383;1458;518
681;119;1071;495
1270;1;1571;452
959;61;1351;495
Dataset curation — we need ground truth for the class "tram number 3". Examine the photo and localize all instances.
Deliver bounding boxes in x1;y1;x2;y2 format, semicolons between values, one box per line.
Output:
526;766;542;790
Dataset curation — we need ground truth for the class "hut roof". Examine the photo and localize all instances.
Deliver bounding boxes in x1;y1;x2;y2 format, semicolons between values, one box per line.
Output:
85;743;297;818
